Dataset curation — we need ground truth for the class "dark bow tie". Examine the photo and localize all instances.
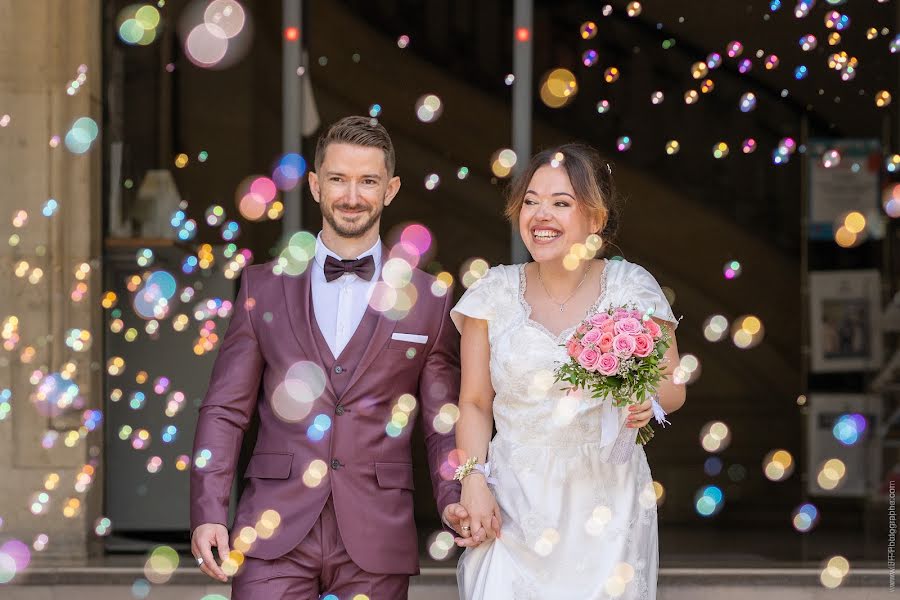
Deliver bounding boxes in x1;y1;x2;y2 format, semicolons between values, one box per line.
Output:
323;254;376;282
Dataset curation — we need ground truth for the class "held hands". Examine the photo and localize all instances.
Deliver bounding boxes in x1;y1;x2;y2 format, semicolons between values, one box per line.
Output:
443;501;497;547
456;474;502;547
442;503;478;544
191;523;230;582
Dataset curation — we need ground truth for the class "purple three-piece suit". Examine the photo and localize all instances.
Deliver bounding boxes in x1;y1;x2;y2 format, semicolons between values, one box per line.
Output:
190;251;461;598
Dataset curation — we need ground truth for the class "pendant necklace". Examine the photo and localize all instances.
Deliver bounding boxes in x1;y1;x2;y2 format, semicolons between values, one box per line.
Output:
537;262;593;312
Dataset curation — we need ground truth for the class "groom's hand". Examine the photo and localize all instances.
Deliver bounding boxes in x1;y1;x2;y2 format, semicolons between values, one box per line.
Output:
442;503;471;537
444;502;499;548
443;503;483;546
191;523;230;582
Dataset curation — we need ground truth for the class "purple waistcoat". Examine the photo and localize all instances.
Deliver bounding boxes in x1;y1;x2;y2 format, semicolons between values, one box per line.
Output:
310;301;379;399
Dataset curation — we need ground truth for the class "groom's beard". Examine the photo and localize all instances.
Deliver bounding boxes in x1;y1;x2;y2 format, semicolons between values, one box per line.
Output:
321;200;384;239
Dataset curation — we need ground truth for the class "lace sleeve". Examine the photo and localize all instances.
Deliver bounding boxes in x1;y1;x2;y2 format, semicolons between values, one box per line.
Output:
450;267;502;333
628;264;679;329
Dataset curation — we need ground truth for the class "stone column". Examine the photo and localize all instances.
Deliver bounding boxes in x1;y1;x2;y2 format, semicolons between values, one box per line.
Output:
0;0;103;560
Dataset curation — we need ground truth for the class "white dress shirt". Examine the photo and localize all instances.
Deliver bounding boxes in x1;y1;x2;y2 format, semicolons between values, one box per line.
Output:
311;232;382;358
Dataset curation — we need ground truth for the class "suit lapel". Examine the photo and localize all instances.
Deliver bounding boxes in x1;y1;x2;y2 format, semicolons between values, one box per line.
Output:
342;306;397;395
342;244;398;394
281;268;338;401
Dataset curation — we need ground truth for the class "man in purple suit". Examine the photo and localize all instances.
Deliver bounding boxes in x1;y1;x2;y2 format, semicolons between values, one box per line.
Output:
190;116;475;598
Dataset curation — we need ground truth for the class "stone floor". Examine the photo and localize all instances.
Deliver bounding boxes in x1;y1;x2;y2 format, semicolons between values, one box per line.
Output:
4;564;894;599
1;582;895;600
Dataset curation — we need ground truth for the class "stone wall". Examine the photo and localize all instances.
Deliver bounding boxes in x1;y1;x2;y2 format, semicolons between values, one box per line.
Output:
0;0;103;559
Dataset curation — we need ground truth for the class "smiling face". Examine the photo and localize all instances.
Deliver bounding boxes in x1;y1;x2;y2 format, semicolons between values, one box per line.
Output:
518;165;601;263
309;142;401;239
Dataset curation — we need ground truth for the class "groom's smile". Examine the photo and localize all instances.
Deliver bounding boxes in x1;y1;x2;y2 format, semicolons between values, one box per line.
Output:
309;142;401;243
335;204;369;218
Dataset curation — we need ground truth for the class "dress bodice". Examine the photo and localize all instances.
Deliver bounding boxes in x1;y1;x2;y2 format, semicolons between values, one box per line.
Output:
450;259;678;449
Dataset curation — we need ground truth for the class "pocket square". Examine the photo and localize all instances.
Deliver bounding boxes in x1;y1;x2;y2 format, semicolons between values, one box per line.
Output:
391;333;428;344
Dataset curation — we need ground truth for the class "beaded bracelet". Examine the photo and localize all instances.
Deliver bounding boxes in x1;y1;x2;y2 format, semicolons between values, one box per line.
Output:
453;457;479;481
454;459;497;484
453;457;496;484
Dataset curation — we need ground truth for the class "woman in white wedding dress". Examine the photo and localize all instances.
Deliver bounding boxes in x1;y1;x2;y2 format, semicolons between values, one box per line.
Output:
451;144;686;600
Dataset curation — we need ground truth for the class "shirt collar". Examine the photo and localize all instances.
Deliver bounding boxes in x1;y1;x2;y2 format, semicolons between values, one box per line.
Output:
314;232;382;274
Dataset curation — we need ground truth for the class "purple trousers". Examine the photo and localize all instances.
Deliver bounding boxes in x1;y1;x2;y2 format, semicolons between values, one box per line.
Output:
232;496;410;599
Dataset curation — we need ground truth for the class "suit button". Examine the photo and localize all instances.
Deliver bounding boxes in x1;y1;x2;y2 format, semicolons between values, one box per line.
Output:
335;405;345;416
334;365;344;374
331;459;342;470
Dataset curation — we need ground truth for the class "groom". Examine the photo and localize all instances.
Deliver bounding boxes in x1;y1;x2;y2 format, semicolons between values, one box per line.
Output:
190;116;473;598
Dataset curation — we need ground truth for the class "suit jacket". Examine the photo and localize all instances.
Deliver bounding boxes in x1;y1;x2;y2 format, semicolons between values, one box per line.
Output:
190;254;461;575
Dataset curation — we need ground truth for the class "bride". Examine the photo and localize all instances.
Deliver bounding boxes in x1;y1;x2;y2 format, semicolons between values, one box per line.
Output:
450;143;685;599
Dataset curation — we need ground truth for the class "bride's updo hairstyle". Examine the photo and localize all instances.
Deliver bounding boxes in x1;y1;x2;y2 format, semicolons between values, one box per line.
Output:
504;143;621;248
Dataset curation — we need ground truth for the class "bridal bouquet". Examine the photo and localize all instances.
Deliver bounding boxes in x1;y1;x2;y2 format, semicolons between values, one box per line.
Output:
554;306;672;445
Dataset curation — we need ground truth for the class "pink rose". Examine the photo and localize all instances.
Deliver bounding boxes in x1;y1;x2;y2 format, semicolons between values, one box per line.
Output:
601;319;616;334
630;309;643;320
598;331;614;353
577;348;601;371
566;337;584;359
614;317;643;336
581;328;603;347
576;322;591;336
633;333;654;358
613;308;631;321
589;312;611;327
613;333;636;358
644;318;662;339
597;352;619;376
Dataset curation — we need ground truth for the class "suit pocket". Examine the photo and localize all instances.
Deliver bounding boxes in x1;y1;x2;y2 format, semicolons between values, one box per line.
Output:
387;338;427;352
375;462;415;490
244;452;293;479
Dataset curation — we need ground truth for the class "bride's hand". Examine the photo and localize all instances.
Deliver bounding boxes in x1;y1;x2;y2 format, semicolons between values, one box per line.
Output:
627;399;653;429
457;475;502;547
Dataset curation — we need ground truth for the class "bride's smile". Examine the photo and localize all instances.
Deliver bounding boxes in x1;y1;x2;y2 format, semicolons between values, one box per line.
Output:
518;164;601;264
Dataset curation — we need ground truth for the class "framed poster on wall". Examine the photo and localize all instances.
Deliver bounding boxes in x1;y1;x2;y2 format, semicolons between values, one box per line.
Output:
809;270;883;373
807;139;881;241
806;394;881;498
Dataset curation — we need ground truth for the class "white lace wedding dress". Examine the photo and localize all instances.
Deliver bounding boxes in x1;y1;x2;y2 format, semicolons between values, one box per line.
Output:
451;258;678;600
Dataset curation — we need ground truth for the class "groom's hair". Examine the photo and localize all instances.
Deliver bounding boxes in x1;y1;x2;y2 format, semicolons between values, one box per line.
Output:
314;116;396;177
